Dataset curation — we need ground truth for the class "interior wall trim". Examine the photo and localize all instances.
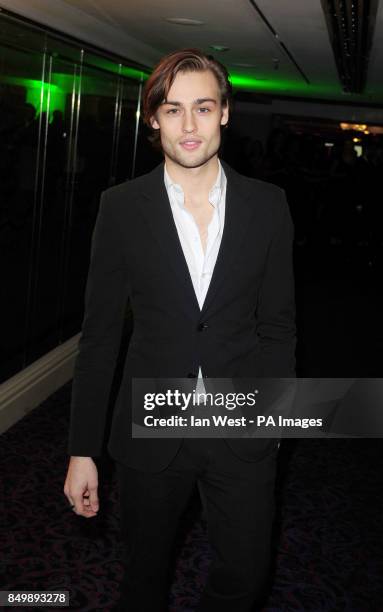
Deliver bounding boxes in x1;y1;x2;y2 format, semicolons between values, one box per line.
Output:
0;334;80;435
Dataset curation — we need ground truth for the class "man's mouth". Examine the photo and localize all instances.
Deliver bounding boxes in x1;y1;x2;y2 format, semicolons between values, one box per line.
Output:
179;139;202;151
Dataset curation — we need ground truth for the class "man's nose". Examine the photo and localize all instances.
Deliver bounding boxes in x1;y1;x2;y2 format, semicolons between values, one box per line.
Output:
182;110;197;133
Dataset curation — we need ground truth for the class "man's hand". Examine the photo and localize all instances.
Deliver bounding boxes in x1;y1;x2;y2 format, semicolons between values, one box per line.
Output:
64;456;99;518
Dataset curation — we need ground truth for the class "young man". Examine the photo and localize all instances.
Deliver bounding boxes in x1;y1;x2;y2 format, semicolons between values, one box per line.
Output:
64;49;296;612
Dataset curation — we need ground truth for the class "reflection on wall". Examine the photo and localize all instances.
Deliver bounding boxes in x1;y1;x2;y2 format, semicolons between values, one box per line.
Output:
3;76;67;117
0;14;154;383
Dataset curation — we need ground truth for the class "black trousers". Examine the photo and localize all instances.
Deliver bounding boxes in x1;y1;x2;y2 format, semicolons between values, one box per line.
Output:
115;438;278;612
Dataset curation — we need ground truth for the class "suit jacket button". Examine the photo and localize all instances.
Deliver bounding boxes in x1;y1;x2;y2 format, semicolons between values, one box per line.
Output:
197;322;209;331
187;372;197;378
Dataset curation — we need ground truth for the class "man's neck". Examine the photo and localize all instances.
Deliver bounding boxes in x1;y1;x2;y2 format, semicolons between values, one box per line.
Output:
165;155;220;198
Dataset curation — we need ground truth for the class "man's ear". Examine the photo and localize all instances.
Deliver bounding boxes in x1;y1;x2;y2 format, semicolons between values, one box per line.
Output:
220;104;229;127
150;114;160;130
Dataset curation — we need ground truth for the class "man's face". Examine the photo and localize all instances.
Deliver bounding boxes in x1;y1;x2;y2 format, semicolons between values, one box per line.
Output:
150;69;229;169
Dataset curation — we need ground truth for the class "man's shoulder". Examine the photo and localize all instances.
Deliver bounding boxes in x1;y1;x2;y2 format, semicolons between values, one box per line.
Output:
102;163;163;203
222;160;287;214
223;160;284;193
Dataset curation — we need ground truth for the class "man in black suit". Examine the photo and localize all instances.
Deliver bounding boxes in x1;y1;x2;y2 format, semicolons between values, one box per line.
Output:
64;49;296;611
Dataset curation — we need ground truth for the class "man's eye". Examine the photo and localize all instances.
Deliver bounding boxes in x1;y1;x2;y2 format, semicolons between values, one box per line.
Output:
167;108;179;114
198;107;210;113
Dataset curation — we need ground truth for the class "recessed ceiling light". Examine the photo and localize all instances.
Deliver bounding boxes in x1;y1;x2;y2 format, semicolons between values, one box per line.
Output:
210;45;229;52
165;17;205;26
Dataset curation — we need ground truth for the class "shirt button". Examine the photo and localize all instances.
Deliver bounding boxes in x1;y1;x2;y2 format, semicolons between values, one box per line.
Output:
197;322;209;331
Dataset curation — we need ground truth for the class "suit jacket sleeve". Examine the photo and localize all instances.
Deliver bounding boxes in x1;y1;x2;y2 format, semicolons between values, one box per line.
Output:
256;189;296;377
67;189;130;457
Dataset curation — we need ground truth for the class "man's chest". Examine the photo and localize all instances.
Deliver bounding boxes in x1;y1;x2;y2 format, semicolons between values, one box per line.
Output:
120;189;272;297
183;200;215;254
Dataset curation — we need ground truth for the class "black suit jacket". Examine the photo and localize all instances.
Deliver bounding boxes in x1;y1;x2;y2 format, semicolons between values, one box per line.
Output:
67;160;296;470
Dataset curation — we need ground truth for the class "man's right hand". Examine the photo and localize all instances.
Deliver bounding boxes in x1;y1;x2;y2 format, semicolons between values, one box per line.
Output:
64;456;99;518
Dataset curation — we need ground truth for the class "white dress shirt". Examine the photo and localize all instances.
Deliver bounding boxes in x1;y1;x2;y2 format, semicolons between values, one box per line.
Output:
164;159;227;401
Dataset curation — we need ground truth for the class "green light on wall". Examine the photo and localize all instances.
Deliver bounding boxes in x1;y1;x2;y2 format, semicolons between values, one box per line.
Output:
121;66;148;81
229;73;339;97
27;81;66;118
2;76;66;118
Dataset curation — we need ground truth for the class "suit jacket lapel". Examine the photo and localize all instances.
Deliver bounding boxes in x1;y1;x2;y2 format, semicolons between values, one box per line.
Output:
139;160;255;319
200;161;255;316
140;162;201;316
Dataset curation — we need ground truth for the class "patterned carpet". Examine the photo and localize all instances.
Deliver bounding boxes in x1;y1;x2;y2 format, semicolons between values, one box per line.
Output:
2;381;383;611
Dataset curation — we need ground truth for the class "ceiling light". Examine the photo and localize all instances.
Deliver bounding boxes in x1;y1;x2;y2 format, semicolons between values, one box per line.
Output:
209;45;229;52
321;0;379;94
165;17;204;26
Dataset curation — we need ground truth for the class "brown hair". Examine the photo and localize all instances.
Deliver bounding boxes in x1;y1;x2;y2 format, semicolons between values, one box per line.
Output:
142;48;232;148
